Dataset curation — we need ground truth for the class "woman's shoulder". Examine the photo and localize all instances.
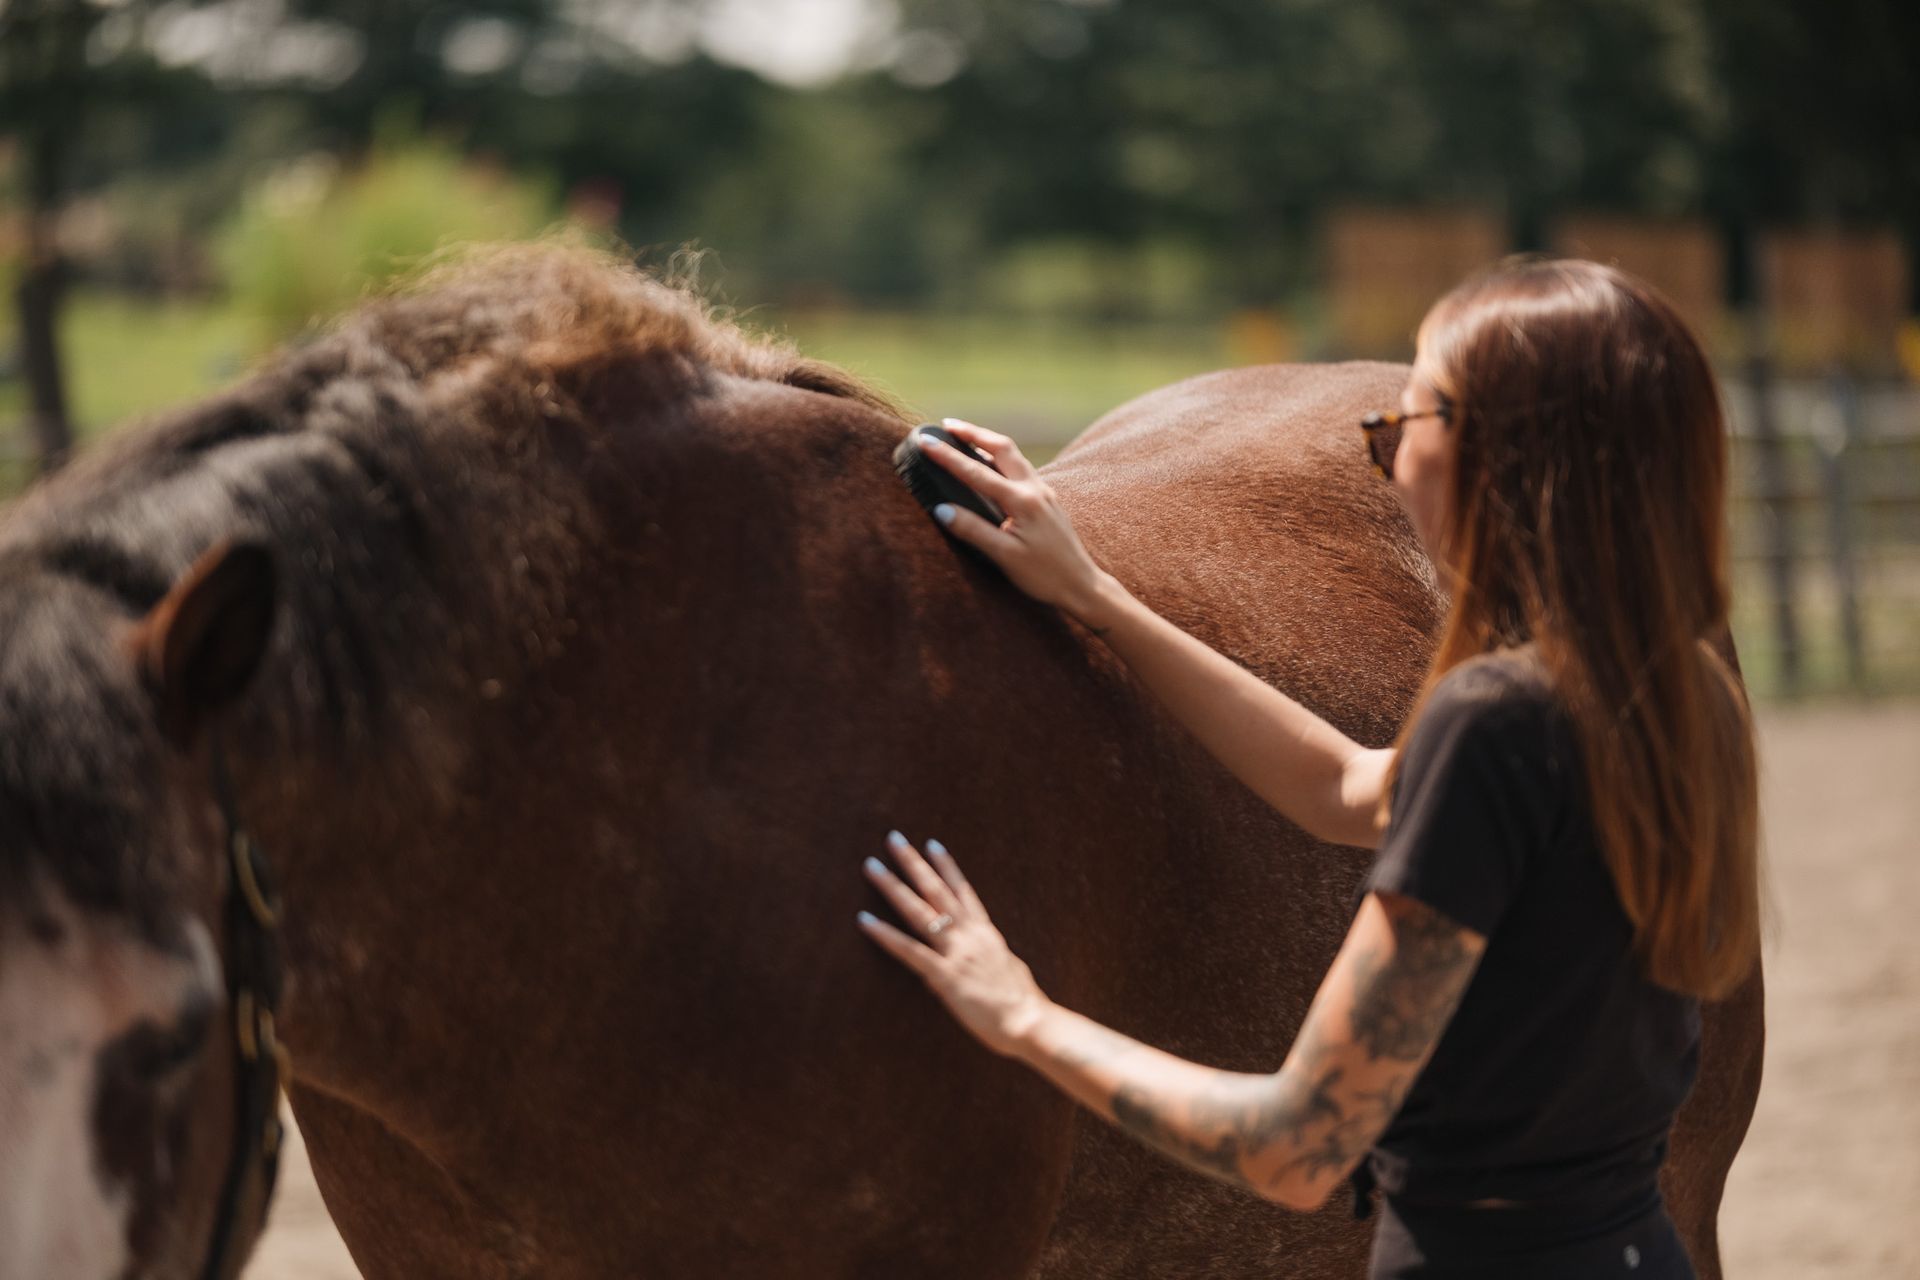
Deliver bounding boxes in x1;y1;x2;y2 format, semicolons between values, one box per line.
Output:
1422;646;1567;737
1393;648;1587;852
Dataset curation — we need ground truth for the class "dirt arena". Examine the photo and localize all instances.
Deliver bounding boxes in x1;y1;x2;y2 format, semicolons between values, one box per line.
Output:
244;701;1920;1279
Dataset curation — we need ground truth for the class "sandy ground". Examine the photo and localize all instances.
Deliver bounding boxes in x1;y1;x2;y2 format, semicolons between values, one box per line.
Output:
244;702;1920;1279
1718;702;1920;1278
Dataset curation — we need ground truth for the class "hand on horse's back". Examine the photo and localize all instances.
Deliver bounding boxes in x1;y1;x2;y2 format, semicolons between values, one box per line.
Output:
857;830;1050;1059
917;418;1117;626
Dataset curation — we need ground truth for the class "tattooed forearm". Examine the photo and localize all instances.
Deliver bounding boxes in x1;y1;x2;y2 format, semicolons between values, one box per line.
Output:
1109;1069;1296;1185
1100;1047;1415;1199
1018;895;1482;1208
1039;1015;1314;1194
1346;899;1479;1061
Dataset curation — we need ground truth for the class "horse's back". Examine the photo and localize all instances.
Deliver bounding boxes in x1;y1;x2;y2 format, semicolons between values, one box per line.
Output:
1050;361;1438;745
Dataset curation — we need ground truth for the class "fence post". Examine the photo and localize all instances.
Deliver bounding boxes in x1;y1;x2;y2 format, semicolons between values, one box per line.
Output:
1746;314;1801;694
1814;368;1868;689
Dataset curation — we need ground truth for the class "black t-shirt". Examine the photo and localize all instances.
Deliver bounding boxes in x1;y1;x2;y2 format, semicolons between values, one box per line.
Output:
1359;650;1702;1211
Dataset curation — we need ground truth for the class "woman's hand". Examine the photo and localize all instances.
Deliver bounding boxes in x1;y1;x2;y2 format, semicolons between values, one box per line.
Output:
919;419;1117;627
856;830;1051;1058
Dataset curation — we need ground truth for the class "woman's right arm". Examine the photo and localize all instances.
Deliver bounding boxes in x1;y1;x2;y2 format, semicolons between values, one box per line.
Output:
1070;573;1391;849
918;421;1392;849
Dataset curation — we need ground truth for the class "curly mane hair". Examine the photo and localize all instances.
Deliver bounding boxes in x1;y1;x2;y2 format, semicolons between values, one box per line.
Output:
0;246;903;911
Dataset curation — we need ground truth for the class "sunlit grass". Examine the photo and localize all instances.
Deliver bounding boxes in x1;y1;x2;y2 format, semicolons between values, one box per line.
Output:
767;310;1238;442
0;291;254;440
2;294;1239;448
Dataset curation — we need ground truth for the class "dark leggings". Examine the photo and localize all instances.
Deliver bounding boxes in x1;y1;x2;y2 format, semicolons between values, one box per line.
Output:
1367;1192;1695;1280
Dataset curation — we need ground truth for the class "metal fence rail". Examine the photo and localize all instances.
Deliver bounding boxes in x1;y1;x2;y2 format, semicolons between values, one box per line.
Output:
1724;377;1920;696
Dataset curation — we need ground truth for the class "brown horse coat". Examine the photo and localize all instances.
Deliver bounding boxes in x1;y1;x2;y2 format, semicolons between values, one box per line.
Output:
0;248;1761;1277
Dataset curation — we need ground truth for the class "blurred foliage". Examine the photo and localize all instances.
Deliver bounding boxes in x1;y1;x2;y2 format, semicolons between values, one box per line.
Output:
969;238;1223;321
218;132;559;346
5;0;1914;315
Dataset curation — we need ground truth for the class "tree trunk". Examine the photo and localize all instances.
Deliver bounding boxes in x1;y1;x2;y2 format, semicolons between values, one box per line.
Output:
8;0;92;476
16;219;73;474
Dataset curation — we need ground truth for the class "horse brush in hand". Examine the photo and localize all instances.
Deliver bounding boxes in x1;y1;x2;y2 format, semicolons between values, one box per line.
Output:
893;424;1007;527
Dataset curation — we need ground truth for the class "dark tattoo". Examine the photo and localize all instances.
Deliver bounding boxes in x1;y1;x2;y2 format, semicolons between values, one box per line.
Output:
1103;1049;1381;1194
1346;900;1478;1061
1257;1060;1372;1187
1051;1037;1295;1186
1110;1073;1285;1183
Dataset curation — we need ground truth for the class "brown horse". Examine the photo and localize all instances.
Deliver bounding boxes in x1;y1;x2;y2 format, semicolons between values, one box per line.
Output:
0;246;1761;1278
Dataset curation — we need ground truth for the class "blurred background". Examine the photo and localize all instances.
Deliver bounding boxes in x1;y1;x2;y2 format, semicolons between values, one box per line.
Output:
2;3;1915;1275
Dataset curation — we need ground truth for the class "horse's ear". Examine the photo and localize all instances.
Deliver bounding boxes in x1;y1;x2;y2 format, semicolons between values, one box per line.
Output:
129;540;277;745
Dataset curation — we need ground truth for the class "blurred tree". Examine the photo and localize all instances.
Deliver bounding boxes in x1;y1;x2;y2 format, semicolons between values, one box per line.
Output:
219;133;558;345
0;0;577;466
1;0;240;466
459;55;770;261
1;0;131;469
1697;0;1920;308
267;0;563;144
888;0;1718;300
9;0;1919;390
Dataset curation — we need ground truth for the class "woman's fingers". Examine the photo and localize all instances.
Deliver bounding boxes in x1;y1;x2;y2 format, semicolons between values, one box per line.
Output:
932;501;1019;556
863;845;964;939
862;855;939;929
918;432;1028;508
856;911;940;978
881;830;964;920
923;839;988;919
939;418;1040;483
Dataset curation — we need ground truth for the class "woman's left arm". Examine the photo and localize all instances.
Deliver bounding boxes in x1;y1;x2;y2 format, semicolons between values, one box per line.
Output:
859;832;1486;1212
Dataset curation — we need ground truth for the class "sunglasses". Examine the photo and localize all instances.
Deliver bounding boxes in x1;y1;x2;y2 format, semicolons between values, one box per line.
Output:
1359;404;1451;480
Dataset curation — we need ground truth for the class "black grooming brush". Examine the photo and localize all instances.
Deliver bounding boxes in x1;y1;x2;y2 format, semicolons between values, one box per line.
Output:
892;423;1007;526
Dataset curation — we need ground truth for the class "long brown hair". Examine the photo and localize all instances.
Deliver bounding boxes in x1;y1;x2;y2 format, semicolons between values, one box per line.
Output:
1395;257;1760;999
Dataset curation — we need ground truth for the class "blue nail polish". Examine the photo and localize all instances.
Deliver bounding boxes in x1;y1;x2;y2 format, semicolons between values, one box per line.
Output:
857;911;877;925
886;830;907;847
864;856;886;876
932;503;955;525
926;839;948;857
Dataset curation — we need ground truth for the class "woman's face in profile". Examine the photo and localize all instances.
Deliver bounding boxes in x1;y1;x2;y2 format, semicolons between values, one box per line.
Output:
1394;347;1456;570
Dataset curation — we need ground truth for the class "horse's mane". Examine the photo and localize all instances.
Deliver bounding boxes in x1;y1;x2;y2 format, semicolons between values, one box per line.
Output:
0;244;904;794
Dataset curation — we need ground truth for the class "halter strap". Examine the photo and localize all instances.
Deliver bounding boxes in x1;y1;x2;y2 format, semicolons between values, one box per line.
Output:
198;731;291;1280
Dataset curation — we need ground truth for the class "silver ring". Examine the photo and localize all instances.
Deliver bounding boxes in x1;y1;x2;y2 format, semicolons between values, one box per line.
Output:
926;913;955;936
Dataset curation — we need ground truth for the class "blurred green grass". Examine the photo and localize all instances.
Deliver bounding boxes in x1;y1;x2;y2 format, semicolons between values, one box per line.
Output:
0;293;1238;448
0;293;254;443
769;310;1236;440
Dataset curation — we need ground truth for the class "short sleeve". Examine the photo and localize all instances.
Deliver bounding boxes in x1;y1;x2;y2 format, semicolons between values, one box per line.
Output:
1364;662;1569;937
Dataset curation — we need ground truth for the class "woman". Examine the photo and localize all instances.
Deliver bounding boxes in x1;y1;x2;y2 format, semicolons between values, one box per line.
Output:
854;258;1761;1278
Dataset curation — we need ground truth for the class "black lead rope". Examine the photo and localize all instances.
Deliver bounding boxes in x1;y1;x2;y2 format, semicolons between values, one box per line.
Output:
198;731;291;1280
